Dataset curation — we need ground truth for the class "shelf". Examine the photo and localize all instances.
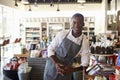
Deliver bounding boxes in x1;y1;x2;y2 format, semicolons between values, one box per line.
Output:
26;35;40;37
22;17;95;44
91;54;115;56
14;53;30;57
25;27;40;43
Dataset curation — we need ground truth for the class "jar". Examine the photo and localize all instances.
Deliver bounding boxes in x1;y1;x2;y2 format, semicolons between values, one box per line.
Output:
101;47;105;54
96;46;101;54
90;46;95;54
106;46;110;54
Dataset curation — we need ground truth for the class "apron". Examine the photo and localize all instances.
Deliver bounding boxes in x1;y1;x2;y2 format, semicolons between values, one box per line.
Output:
44;33;83;80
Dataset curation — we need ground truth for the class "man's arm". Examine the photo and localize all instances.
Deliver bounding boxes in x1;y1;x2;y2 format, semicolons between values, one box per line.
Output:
50;55;85;76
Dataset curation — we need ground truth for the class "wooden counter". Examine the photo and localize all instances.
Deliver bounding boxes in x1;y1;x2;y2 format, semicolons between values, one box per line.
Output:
14;53;30;57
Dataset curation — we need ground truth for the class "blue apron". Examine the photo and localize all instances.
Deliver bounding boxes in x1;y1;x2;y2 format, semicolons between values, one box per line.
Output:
44;33;83;80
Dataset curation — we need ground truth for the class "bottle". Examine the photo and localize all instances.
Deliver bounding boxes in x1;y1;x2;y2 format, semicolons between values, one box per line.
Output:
90;46;95;54
21;45;28;54
40;40;44;49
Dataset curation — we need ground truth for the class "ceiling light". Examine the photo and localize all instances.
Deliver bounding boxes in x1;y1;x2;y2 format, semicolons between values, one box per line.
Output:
21;0;29;4
57;8;60;11
28;4;32;11
77;0;86;6
34;0;38;7
50;1;54;7
77;0;86;3
56;3;60;11
15;0;18;6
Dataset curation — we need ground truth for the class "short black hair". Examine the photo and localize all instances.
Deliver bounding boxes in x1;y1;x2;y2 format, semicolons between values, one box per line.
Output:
72;13;84;20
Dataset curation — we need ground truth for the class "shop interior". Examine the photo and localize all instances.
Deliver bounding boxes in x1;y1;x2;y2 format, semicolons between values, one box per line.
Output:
0;0;120;80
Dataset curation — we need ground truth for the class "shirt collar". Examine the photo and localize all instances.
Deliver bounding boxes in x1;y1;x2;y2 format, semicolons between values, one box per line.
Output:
69;29;83;39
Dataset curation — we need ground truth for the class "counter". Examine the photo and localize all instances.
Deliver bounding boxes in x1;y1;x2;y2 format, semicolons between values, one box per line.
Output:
27;57;47;80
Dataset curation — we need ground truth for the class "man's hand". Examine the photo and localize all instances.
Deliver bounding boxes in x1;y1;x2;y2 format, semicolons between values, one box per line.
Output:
61;65;74;75
55;63;65;76
50;55;84;76
55;63;74;76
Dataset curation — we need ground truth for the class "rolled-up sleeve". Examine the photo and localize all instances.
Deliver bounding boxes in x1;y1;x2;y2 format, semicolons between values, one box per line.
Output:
80;37;90;66
81;51;90;66
47;30;67;57
47;36;59;57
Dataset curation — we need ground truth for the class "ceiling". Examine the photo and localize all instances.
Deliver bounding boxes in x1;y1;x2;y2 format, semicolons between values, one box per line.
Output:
25;0;111;4
28;0;102;3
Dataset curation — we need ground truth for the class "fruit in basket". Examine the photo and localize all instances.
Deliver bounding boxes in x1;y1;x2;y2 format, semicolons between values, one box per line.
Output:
5;61;20;70
12;62;20;70
6;63;13;70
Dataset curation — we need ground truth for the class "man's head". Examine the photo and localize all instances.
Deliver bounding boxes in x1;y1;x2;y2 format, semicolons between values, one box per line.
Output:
71;13;84;36
72;13;84;21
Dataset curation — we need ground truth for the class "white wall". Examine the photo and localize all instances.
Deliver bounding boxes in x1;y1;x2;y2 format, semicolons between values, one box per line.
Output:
110;0;120;12
19;3;103;35
0;0;25;10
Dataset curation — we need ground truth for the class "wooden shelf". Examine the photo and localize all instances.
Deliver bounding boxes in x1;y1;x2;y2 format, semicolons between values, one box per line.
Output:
91;54;115;56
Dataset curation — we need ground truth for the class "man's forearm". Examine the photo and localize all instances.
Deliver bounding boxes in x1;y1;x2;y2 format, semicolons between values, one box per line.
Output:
73;66;88;72
74;66;83;71
50;55;59;64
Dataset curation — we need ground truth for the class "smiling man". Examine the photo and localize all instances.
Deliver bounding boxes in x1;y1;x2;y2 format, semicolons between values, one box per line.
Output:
44;13;90;80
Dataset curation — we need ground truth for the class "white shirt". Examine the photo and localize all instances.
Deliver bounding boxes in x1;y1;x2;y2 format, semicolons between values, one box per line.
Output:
47;29;90;66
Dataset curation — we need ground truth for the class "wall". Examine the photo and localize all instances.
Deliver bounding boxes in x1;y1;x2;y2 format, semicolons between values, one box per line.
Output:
19;3;103;35
0;0;25;10
110;0;120;12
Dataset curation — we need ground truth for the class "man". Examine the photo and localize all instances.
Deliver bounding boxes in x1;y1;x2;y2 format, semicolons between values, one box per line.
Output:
44;13;90;80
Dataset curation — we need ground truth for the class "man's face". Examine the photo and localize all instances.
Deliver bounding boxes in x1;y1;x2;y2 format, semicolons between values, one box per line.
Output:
72;16;84;34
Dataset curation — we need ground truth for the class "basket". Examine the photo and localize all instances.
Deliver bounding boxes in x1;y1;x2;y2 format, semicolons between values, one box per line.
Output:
3;69;19;80
18;72;29;80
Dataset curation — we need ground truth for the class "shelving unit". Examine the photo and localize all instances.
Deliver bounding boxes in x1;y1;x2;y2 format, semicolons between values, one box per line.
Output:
25;27;40;44
20;17;95;44
83;17;95;44
117;10;120;36
107;13;118;38
41;22;47;38
48;23;64;41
